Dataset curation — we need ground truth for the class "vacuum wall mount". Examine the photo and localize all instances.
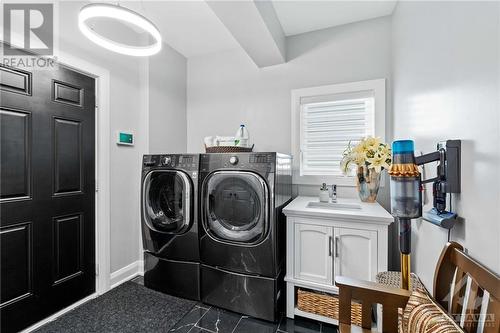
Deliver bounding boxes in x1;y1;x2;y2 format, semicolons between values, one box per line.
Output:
389;139;461;290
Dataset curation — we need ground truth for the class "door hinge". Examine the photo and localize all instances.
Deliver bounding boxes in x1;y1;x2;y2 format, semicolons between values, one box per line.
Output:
95;180;99;193
96;264;99;276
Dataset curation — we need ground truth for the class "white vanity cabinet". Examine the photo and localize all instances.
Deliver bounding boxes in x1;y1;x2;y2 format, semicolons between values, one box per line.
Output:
334;227;378;282
293;223;334;285
283;196;393;324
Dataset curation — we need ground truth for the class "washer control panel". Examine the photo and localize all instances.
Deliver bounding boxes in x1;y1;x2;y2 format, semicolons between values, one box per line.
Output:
143;154;198;171
229;156;239;165
143;155;158;166
162;156;172;166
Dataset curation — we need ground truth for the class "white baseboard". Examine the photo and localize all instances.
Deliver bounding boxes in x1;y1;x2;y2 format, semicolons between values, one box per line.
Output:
20;293;98;333
110;260;144;289
19;260;145;333
138;259;145;275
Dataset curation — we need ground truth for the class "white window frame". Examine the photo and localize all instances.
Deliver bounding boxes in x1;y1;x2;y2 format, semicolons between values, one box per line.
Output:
291;79;386;186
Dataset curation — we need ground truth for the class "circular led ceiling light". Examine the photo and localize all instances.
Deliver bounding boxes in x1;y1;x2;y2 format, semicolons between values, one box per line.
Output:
78;3;162;57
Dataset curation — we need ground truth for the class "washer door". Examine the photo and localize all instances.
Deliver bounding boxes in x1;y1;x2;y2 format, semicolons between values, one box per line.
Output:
203;171;269;245
143;170;192;233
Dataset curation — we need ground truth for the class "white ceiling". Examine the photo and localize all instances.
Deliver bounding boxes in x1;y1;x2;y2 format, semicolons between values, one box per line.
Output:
125;1;240;58
117;1;397;58
272;1;397;36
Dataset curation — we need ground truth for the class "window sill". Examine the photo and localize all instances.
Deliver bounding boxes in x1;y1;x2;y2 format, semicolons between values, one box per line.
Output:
292;174;357;187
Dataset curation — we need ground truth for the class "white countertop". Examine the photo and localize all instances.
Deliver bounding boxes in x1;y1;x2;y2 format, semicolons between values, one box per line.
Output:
283;196;394;225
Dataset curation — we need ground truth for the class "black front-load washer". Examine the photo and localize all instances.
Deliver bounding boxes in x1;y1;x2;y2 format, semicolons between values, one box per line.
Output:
199;152;292;321
141;154;200;300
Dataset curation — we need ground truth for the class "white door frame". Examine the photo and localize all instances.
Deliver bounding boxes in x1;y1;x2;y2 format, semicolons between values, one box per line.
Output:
7;51;112;333
2;39;111;331
0;46;112;293
56;51;111;295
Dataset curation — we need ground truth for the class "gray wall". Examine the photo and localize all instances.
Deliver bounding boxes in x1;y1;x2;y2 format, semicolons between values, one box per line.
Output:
149;44;187;153
59;2;146;273
392;1;500;289
58;2;187;273
186;15;395;266
59;1;500;285
187;16;392;154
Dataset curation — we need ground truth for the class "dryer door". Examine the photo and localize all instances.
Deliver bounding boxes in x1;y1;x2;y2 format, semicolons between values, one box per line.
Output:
202;171;269;245
143;170;192;233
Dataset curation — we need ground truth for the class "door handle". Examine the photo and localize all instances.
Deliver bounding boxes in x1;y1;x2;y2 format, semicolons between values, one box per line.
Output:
328;236;333;257
335;236;339;258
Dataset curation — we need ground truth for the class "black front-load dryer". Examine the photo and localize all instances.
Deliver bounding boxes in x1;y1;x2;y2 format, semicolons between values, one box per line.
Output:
141;154;200;300
199;153;292;321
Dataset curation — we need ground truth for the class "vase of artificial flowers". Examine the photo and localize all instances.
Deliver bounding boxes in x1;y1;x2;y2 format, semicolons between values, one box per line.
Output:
340;137;391;203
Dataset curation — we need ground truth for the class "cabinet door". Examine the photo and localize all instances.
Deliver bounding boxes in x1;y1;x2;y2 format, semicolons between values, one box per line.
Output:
294;223;333;285
334;228;377;282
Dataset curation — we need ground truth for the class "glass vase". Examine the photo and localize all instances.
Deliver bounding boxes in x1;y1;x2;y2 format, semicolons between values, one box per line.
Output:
356;165;381;203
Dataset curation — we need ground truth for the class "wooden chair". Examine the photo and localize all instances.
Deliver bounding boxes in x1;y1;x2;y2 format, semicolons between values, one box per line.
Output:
335;242;500;333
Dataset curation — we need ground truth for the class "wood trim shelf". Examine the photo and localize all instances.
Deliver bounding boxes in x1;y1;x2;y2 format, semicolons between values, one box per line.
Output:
294;307;339;326
285;276;339;294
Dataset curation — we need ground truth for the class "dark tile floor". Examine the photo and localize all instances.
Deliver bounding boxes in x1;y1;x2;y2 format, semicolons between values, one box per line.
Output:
130;276;338;333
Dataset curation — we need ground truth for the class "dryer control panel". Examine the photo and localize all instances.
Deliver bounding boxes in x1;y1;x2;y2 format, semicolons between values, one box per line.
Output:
200;153;276;174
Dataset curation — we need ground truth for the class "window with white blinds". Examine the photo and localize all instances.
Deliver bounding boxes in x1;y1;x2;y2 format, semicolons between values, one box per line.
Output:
300;94;375;176
292;79;385;184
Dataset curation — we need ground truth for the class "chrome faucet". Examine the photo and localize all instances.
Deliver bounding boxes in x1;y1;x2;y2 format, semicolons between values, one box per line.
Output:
330;184;337;202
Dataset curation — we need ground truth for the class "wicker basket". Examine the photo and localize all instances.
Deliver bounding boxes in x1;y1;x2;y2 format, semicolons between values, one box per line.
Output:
205;144;254;153
297;288;363;326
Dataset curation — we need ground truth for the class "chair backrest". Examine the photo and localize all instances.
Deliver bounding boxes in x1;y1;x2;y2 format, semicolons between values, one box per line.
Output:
433;242;500;333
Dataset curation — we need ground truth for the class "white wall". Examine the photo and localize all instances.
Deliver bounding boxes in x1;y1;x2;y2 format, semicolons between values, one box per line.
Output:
148;44;187;153
58;0;500;291
58;2;187;274
187;15;395;267
187;16;392;155
59;2;145;273
392;1;500;289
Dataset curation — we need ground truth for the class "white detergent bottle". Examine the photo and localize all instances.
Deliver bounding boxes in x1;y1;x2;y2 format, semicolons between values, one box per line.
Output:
235;124;249;147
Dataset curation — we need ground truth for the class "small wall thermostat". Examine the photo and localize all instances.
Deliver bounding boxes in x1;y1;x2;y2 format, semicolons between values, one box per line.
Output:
116;131;134;146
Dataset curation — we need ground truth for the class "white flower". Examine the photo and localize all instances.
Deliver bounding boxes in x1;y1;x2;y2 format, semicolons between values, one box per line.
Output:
367;153;390;173
340;138;392;174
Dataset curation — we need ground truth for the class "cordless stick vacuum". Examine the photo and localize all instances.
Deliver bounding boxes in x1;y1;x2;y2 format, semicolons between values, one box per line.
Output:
389;140;461;290
389;141;422;290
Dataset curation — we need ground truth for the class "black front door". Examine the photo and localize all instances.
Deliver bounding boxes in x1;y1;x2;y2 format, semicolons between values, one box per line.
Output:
0;61;96;332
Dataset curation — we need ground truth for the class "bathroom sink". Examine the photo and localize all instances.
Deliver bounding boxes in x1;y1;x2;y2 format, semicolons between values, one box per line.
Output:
306;201;362;211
